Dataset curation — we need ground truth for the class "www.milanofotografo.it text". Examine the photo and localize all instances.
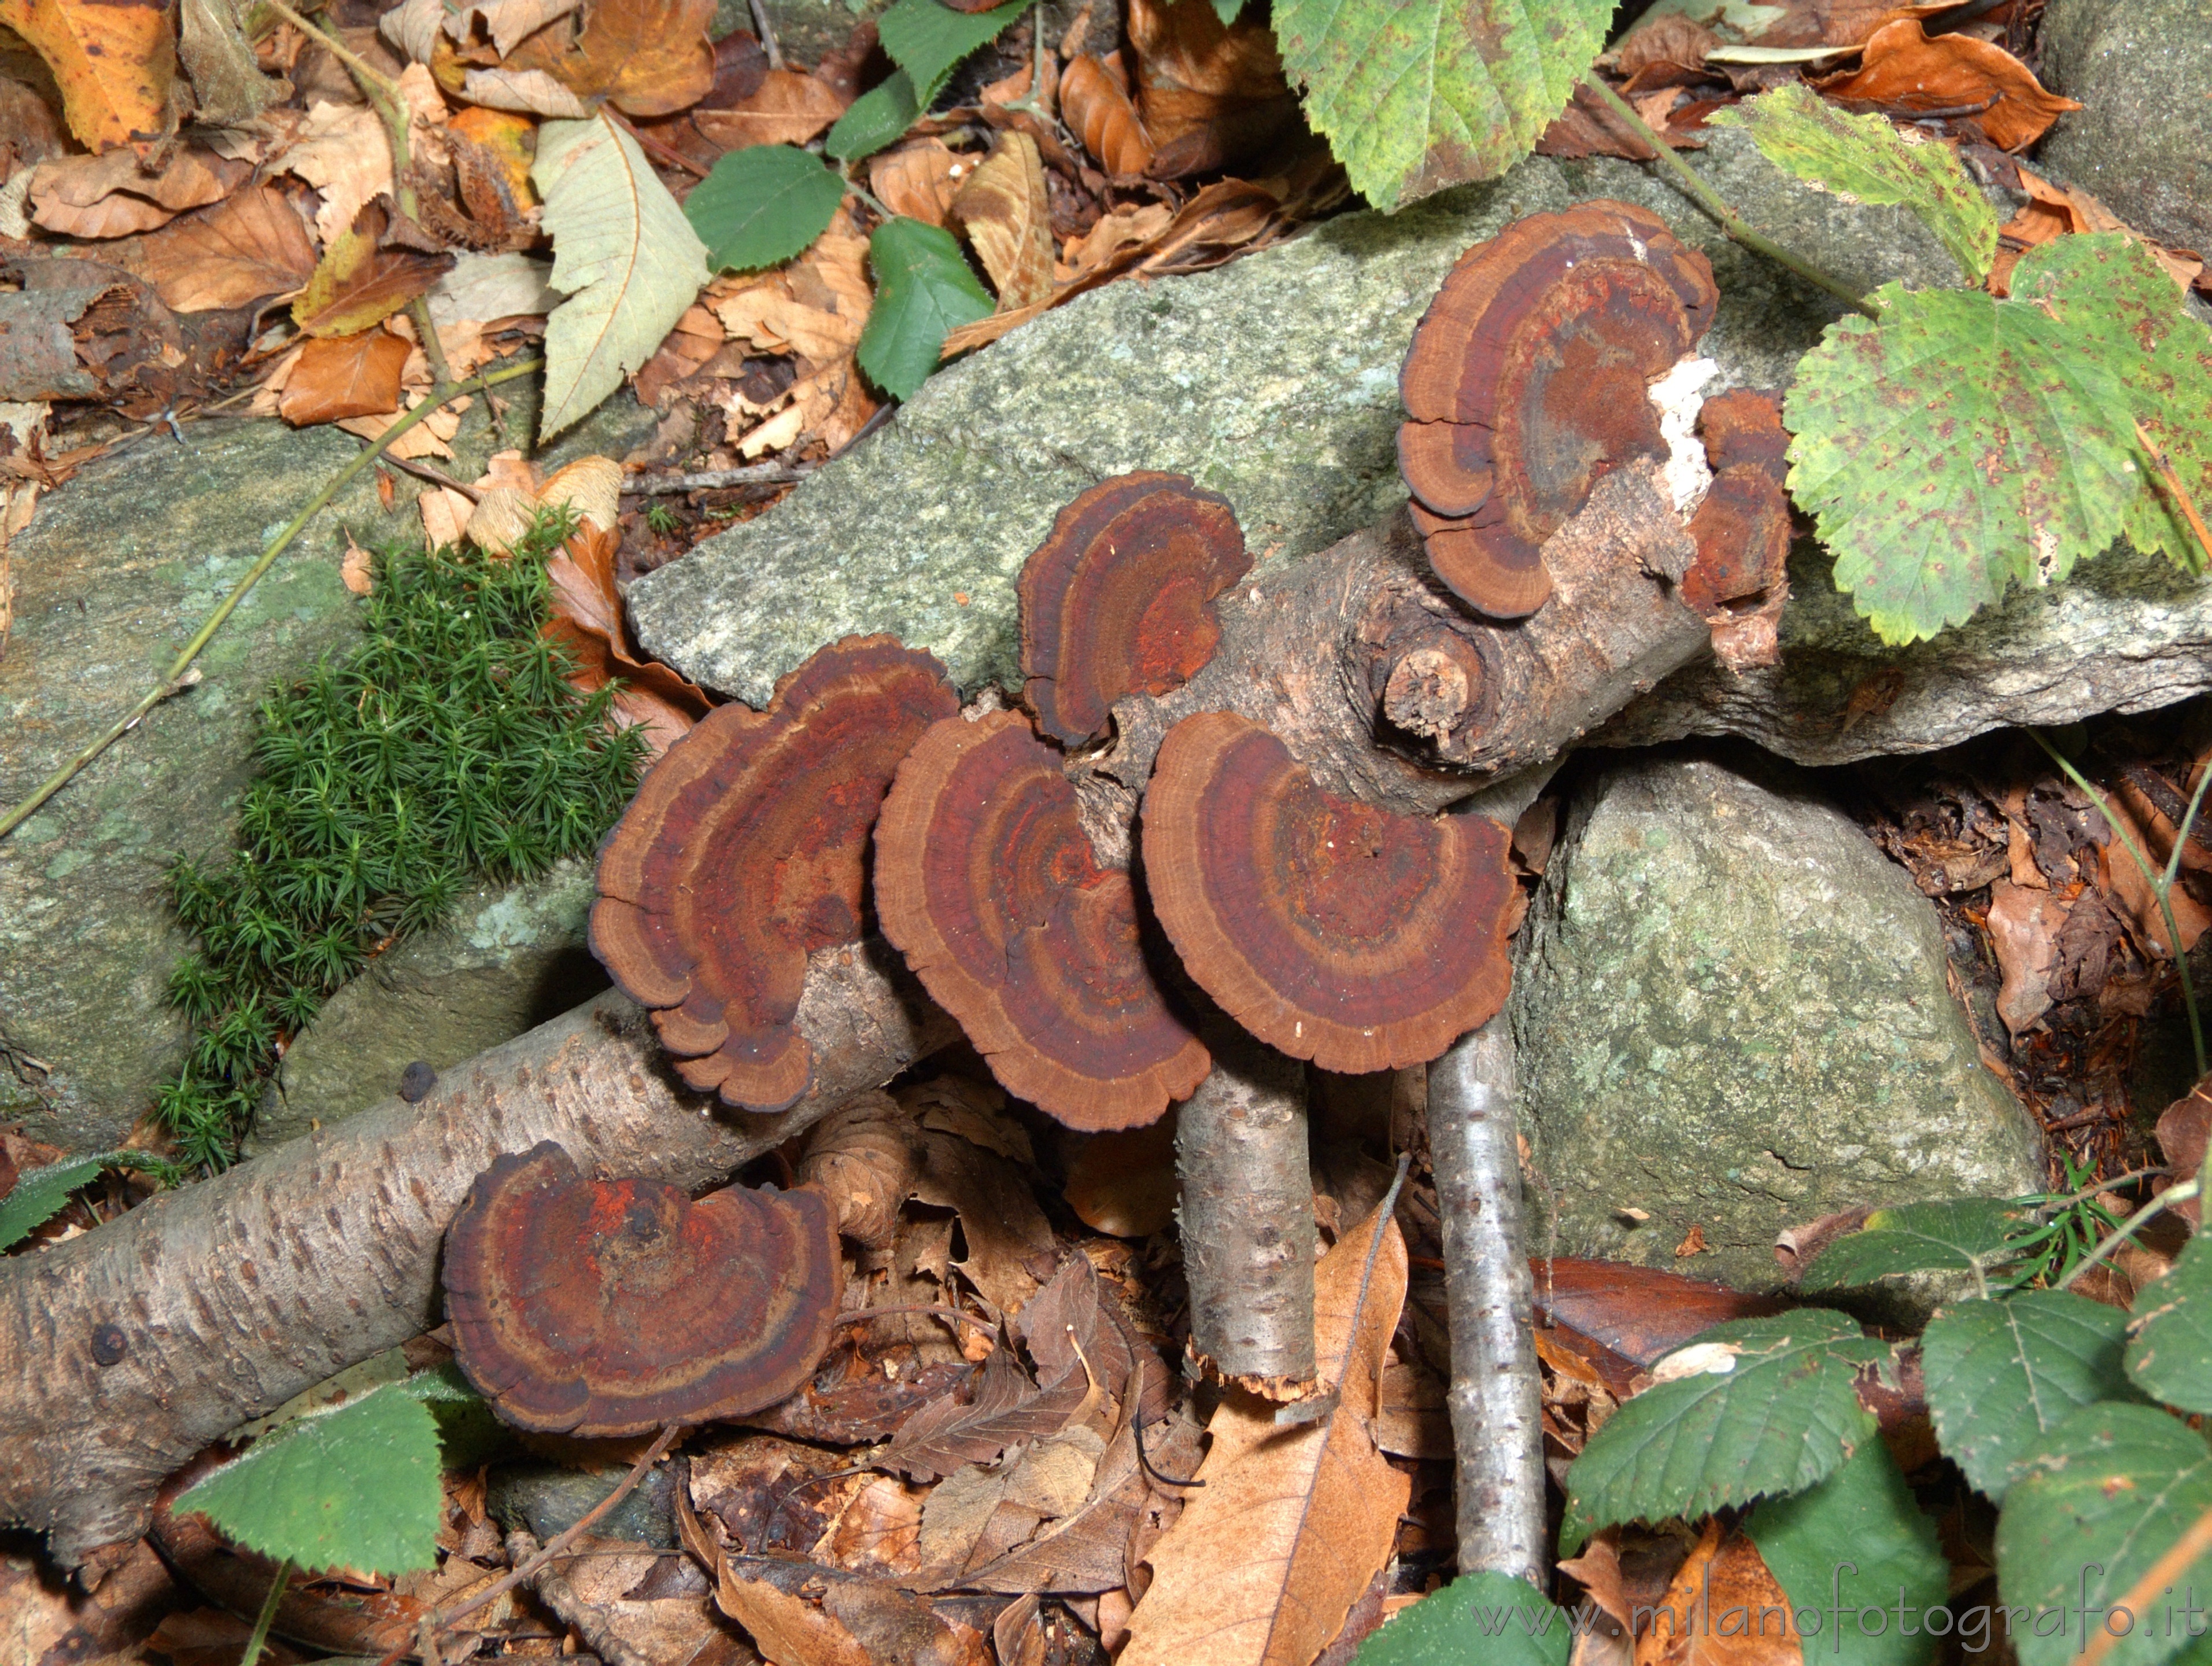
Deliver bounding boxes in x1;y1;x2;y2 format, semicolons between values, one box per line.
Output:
1467;1565;2212;1653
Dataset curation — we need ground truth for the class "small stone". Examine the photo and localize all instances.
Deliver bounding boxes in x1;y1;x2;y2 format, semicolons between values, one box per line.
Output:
398;1060;438;1103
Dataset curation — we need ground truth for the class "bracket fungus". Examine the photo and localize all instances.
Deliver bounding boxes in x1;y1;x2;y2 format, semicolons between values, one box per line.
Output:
1141;710;1516;1074
1681;389;1794;670
875;708;1210;1130
590;635;959;1112
443;1142;841;1435
1398;201;1720;621
1020;471;1251;747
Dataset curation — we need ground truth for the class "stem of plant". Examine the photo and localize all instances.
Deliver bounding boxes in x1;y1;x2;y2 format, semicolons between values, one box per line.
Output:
2031;729;2206;1078
239;1557;291;1666
2056;1176;2199;1291
1582;78;1881;320
2135;419;2212;572
0;357;545;844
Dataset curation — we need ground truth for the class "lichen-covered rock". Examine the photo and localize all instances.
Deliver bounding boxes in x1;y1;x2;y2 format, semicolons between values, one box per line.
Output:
630;131;1965;706
2037;0;2212;255
1511;752;2044;1291
248;863;605;1153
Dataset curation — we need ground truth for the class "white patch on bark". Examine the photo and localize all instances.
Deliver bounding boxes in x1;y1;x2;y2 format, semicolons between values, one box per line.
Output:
1648;356;1719;515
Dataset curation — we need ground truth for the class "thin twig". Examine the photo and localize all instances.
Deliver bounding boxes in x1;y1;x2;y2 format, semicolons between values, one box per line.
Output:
0;358;544;843
1583;77;1881;319
623;462;817;494
381;452;483;502
2056;1177;2200;1292
263;0;402;102
749;0;785;69
607;108;712;180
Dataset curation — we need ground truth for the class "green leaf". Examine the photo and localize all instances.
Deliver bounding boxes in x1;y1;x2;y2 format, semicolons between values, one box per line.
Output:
877;0;1033;98
1996;1401;2212;1666
531;112;710;441
1271;0;1614;212
1744;1443;1948;1666
0;1151;169;1248
685;144;847;273
1352;1571;1572;1666
1797;1199;2040;1291
1210;0;1244;19
856;215;994;399
1708;83;2000;284
825;72;919;163
2128;1233;2212;1412
1561;1310;1886;1553
173;1385;443;1577
1786;233;2212;644
1923;1290;2141;1499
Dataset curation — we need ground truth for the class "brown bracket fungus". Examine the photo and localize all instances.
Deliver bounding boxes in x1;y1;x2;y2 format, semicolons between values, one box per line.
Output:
1680;389;1794;672
1141;710;1515;1074
443;1141;841;1435
875;708;1210;1130
590;635;959;1112
1020;471;1251;747
1398;201;1720;621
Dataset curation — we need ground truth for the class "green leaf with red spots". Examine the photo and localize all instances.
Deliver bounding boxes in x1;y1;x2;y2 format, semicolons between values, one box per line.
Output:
1785;233;2212;644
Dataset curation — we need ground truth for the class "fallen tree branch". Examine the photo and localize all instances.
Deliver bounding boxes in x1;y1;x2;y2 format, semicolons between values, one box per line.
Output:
0;942;952;1568
1428;1012;1546;1586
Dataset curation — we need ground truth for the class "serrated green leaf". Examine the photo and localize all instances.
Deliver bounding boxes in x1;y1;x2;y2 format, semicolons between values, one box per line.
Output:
0;1151;167;1249
826;72;919;162
1708;83;1999;283
174;1385;442;1577
877;0;1032;100
1353;1571;1573;1666
1272;0;1613;212
1922;1291;2139;1502
531;112;710;442
1798;1199;2040;1291
1744;1443;1948;1666
2128;1234;2212;1412
1786;233;2212;644
685;144;847;273
1997;1402;2212;1666
856;215;993;399
1561;1310;1886;1553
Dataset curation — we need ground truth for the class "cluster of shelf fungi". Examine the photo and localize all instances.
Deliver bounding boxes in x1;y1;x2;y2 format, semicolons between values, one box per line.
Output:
440;199;1795;1440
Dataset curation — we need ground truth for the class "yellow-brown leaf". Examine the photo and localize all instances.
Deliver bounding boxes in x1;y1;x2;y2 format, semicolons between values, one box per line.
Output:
0;0;175;150
497;0;715;117
293;203;456;337
116;182;320;312
278;329;412;425
692;67;847;149
947;131;1053;311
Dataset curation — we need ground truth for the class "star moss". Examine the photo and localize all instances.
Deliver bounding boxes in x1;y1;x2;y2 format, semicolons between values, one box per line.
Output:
157;515;645;1170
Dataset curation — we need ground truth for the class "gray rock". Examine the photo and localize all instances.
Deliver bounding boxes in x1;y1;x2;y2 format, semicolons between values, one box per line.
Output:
2037;0;2212;256
1600;535;2212;766
0;388;656;1155
488;1459;679;1550
248;862;606;1153
721;0;886;67
1511;751;2045;1292
630;130;1966;707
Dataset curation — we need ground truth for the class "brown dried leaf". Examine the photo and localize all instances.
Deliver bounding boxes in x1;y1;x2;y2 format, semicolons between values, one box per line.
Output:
1061;202;1174;278
293;202;456;338
693;68;848;149
1817;19;2077;150
276;73;448;242
909;1123;1054;1315
339;390;467;459
878;1347;1087;1482
1634;1521;1803;1666
116;182;320;312
1538;81;1659;161
797;1090;924;1248
1062;1113;1178;1238
277;329;412;425
544;519;711;755
29;148;248;238
0;0;175;150
948;131;1054;311
713;1569;874;1666
2158;1077;2210;1228
1125;0;1293;176
822;1475;927;1576
531;1532;748;1666
869;138;969;229
1990;163;2203;296
1118;1192;1410;1666
497;0;716;117
1985;879;2070;1034
1060;54;1154;175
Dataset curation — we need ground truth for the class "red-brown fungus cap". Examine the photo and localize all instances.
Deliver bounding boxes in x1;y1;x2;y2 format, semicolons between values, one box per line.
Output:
875;708;1210;1129
591;635;958;1112
1020;472;1251;747
1141;710;1516;1074
443;1142;840;1435
1397;201;1719;621
1682;389;1791;614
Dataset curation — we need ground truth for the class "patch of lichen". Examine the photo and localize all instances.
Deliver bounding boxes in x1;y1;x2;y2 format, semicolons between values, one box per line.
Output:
156;517;645;1171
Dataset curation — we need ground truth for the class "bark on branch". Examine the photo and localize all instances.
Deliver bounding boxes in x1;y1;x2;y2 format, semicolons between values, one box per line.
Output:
0;942;952;1568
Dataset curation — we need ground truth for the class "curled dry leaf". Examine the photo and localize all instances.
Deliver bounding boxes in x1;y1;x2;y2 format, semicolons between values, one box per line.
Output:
28;148;248;239
0;0;175;151
339;390;468;459
1992;163;2204;297
712;224;873;363
947;132;1055;311
1818;20;2078;150
277;328;413;425
1125;0;1297;178
693;68;850;149
1060;54;1154;176
544;520;712;756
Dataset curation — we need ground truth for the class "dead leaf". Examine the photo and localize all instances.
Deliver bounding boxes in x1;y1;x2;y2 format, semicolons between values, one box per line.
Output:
460;64;590;115
115;181;319;312
712;224;872;363
1991;164;2204;295
1616;14;1719;78
276;329;412;425
529;1532;746;1666
1817;20;2077;150
869;139;970;228
544;518;711;753
293;201;456;337
2097;788;2212;959
0;0;175;150
449;105;540;204
2158;1077;2210;1228
1062;1112;1178;1237
1061;202;1173;278
339;389;467;458
1985;879;2070;1033
1673;1224;1709;1258
822;1475;928;1576
1635;1520;1803;1666
693;68;848;149
1125;0;1295;176
496;0;716;117
712;1568;873;1666
878;1347;1087;1483
420;482;477;544
1060;54;1153;175
276;73;448;244
341;536;375;595
29;147;248;238
449;0;583;56
1119;1190;1410;1666
948;131;1054;311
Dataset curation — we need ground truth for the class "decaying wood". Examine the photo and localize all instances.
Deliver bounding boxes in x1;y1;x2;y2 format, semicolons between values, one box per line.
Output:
1092;467;1708;822
1427;1013;1546;1586
0;942;953;1569
1175;1020;1317;1399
